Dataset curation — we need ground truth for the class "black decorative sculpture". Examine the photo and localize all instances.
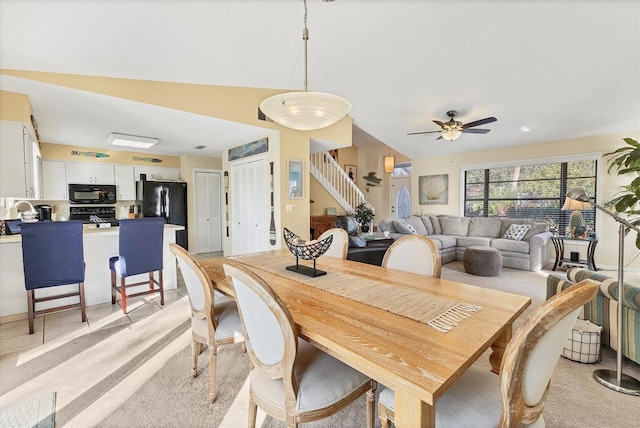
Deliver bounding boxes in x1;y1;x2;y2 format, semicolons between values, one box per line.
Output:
283;228;333;277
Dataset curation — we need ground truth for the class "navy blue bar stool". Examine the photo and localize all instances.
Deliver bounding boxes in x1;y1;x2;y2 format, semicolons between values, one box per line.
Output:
110;218;165;314
21;221;87;334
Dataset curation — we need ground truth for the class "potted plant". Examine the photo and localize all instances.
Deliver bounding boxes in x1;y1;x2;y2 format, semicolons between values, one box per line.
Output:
354;202;375;233
605;137;640;249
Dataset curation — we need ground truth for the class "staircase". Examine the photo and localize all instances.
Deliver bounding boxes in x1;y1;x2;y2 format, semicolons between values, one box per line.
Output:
309;152;368;214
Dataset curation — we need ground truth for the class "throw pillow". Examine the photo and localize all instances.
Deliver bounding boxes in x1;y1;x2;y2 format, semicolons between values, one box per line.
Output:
406;216;428;235
523;220;549;241
392;220;416;234
420;216;435;234
503;224;531;241
430;215;442;234
439;216;465;236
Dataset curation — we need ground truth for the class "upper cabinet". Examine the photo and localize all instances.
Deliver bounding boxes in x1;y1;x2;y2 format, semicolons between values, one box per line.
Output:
41;159;67;200
114;164;136;200
0;120;41;199
67;162;115;184
134;166;180;182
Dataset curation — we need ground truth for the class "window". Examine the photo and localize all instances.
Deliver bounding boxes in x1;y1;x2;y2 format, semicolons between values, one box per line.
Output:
463;156;599;234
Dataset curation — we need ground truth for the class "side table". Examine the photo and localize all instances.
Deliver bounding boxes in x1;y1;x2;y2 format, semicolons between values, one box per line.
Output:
550;235;598;271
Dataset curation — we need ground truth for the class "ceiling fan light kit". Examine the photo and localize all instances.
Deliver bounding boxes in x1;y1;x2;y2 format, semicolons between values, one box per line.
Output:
408;109;497;141
259;0;351;131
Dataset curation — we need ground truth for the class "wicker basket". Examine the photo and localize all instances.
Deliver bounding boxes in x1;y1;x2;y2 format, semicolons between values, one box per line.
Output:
562;319;602;364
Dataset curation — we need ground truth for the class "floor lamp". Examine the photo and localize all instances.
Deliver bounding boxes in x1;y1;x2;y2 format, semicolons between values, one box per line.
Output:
565;188;640;395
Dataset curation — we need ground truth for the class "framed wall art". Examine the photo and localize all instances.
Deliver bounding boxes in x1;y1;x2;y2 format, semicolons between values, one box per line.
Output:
345;164;357;183
287;159;304;199
419;174;448;205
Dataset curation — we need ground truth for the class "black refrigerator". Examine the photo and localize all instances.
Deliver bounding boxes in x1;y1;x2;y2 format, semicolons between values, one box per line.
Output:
137;181;188;249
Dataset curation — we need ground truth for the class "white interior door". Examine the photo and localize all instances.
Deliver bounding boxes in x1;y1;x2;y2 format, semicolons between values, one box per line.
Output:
231;158;268;255
195;170;222;253
390;176;411;219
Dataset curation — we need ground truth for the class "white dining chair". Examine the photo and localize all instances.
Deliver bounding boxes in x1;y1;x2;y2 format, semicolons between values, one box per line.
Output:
318;227;349;259
378;279;599;428
223;262;376;428
382;235;442;278
170;244;244;403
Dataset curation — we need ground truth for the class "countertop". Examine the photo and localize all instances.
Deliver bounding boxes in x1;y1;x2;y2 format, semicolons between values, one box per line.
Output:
0;223;185;244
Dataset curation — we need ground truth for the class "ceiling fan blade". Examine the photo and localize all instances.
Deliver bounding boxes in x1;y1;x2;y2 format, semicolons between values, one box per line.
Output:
461;128;491;134
462;117;497;129
407;130;442;135
436;135;443;140
433;120;445;127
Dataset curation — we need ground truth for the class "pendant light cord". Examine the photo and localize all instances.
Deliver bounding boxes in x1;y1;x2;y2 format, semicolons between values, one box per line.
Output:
303;0;309;92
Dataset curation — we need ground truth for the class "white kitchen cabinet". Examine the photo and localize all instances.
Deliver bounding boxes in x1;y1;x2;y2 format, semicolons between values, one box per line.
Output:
115;164;136;200
68;162;115;184
0;120;41;199
41;159;67;200
134;166;180;182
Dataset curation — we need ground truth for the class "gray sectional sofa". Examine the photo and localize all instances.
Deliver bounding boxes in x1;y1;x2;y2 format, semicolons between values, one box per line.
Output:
378;215;552;271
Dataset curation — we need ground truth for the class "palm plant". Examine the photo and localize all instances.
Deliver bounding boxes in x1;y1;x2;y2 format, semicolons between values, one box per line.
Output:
605;137;640;248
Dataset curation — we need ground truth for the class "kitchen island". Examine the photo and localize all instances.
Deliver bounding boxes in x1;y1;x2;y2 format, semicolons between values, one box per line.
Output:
0;224;184;319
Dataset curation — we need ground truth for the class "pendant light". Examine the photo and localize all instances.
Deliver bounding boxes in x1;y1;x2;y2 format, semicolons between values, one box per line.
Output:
259;0;351;131
384;148;395;173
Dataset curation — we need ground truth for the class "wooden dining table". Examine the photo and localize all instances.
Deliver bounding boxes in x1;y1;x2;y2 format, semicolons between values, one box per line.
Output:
200;249;531;428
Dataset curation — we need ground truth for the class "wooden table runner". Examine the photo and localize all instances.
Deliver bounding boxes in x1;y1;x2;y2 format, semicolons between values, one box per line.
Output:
231;253;480;332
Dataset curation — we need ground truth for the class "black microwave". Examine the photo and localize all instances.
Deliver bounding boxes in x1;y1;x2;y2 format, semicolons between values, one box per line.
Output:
68;184;117;204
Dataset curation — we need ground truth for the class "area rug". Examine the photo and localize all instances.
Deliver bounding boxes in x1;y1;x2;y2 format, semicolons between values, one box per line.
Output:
0;392;56;428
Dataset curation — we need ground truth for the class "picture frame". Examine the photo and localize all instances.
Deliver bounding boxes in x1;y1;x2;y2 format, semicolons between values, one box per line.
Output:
419;174;449;205
345;164;357;183
326;207;337;215
287;159;304;199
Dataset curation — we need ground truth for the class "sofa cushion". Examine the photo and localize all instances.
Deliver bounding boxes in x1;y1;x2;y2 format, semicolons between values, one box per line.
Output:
457;236;493;248
467;217;502;238
491;238;530;253
420;216;435;234
522;220;549;241
500;218;524;237
406;216;428;235
377;219;396;233
349;235;367;247
393;220;417;234
430;216;442;234
439;217;465;236
428;234;457;249
503;224;531;241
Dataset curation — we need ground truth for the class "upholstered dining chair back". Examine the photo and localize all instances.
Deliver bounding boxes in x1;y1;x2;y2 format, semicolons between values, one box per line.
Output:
21;221;87;334
498;279;599;426
116;218;164;276
382;235;441;278
377;279;598;428
224;263;376;428
318;228;349;259
170;244;244;403
110;217;165;314
224;263;295;374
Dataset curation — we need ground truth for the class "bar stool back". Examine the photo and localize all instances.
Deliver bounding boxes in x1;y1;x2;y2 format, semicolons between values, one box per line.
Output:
21;221;87;334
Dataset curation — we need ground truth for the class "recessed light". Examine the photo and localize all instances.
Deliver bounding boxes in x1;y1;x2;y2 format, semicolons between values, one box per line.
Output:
107;133;158;149
520;126;531;133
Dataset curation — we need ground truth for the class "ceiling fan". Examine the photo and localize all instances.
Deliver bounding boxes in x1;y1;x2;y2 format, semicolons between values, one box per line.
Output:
408;110;497;141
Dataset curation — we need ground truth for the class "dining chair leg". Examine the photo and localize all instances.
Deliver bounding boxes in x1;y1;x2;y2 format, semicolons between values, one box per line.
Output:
120;277;127;314
366;381;377;428
110;270;117;304
148;272;154;291
191;339;200;378
27;290;35;334
208;345;217;403
159;269;164;305
248;396;258;428
79;282;87;322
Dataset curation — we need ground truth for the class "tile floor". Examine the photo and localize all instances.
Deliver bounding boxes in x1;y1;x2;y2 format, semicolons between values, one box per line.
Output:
0;251;222;356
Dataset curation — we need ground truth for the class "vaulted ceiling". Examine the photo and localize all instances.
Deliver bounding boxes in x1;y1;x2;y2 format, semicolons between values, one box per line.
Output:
1;1;638;159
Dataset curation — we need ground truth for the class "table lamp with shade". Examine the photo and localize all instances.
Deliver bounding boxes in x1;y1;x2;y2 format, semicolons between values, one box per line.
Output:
561;195;591;237
564;188;640;395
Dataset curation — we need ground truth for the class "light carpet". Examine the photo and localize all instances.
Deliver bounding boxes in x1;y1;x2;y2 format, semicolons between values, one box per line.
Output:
1;262;638;427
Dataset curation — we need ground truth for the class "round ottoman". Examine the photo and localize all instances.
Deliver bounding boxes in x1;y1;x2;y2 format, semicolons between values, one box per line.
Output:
463;246;502;277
